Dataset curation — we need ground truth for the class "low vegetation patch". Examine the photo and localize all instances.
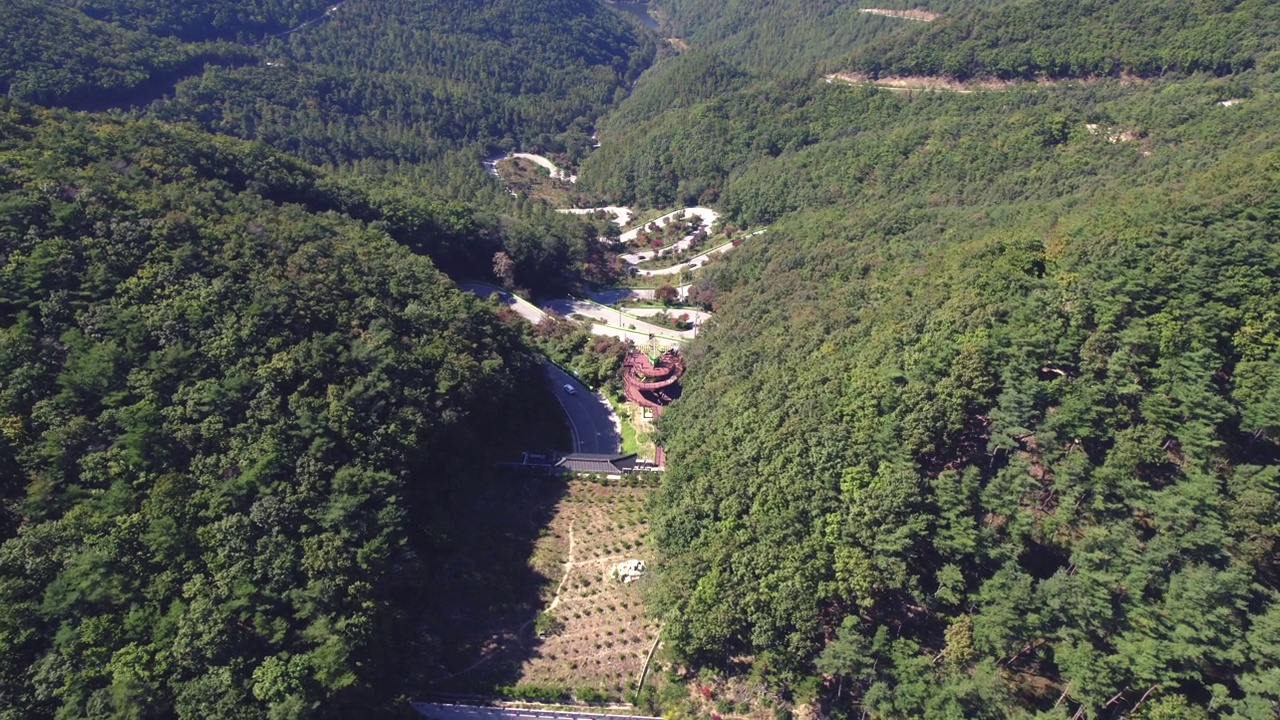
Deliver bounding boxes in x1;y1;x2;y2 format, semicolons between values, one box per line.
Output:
497;156;576;207
515;478;661;698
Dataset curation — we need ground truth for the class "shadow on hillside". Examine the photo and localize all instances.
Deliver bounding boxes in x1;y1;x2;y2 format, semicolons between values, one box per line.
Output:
405;364;577;697
412;467;569;696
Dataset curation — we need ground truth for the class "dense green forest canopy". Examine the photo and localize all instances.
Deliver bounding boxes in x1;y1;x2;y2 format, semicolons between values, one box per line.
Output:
642;0;1017;77
0;100;550;718
645;0;899;77
5;0;650;295
1;0;654;171
158;0;654;168
0;0;252;108
5;0;1280;716
69;0;332;42
845;0;1280;81
629;29;1280;720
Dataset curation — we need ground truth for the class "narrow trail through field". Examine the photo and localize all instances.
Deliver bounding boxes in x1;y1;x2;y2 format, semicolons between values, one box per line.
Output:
546;521;576;614
430;524;575;684
431;619;530;682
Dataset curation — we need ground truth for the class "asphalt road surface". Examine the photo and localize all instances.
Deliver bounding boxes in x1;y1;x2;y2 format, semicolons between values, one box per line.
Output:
412;703;660;720
543;362;621;455
460;283;683;349
540;298;692;342
589;285;692;304
616;207;718;245
458;282;547;324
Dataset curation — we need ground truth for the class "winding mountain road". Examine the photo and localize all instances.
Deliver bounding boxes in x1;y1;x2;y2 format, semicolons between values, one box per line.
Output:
458;283;686;346
617;207;718;245
633;230;765;278
458;209;763;453
540;298;693;342
511;153;577;183
617;208;719;264
544;363;621;455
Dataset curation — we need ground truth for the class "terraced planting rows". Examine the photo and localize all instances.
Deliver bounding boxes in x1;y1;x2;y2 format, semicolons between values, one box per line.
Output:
517;478;661;697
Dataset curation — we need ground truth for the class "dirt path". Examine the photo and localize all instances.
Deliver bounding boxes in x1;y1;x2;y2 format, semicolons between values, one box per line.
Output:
825;72;1008;93
859;8;939;21
512;153;576;183
431;521;576;683
259;2;345;43
546;521;576;613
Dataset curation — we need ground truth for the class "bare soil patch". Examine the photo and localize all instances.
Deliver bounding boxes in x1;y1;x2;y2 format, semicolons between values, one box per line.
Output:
497;157;576;207
427;475;660;702
825;72;1016;93
859;7;940;21
519;478;661;696
826;72;1145;94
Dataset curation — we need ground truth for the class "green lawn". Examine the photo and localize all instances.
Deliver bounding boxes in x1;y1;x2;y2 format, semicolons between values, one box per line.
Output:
607;394;655;460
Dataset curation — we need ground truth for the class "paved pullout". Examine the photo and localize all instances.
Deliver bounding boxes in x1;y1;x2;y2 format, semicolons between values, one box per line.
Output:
589;285;693;304
540;297;692;342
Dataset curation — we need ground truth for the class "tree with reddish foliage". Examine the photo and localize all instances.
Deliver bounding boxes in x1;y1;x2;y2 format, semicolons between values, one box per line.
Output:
492;250;516;287
655;284;680;305
688;277;716;311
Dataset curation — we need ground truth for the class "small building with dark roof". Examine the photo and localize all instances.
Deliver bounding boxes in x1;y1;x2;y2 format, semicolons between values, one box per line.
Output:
555;452;638;474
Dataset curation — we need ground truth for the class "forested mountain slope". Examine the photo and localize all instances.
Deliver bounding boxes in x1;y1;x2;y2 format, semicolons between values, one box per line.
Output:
646;0;1003;76
845;0;1280;80
605;6;1280;717
0;0;252;108
1;0;654;169
4;0;1280;715
0;101;544;718
648;79;1280;718
159;0;653;168
68;0;332;42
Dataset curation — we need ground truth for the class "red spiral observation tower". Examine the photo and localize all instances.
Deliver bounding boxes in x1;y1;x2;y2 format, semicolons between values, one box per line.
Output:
622;345;685;417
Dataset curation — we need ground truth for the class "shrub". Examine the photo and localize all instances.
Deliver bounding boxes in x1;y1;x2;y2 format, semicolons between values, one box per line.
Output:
496;684;571;702
534;612;565;638
577;687;610;703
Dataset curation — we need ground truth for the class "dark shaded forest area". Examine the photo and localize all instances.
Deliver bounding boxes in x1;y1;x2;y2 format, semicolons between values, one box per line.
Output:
2;0;1280;716
0;101;558;717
